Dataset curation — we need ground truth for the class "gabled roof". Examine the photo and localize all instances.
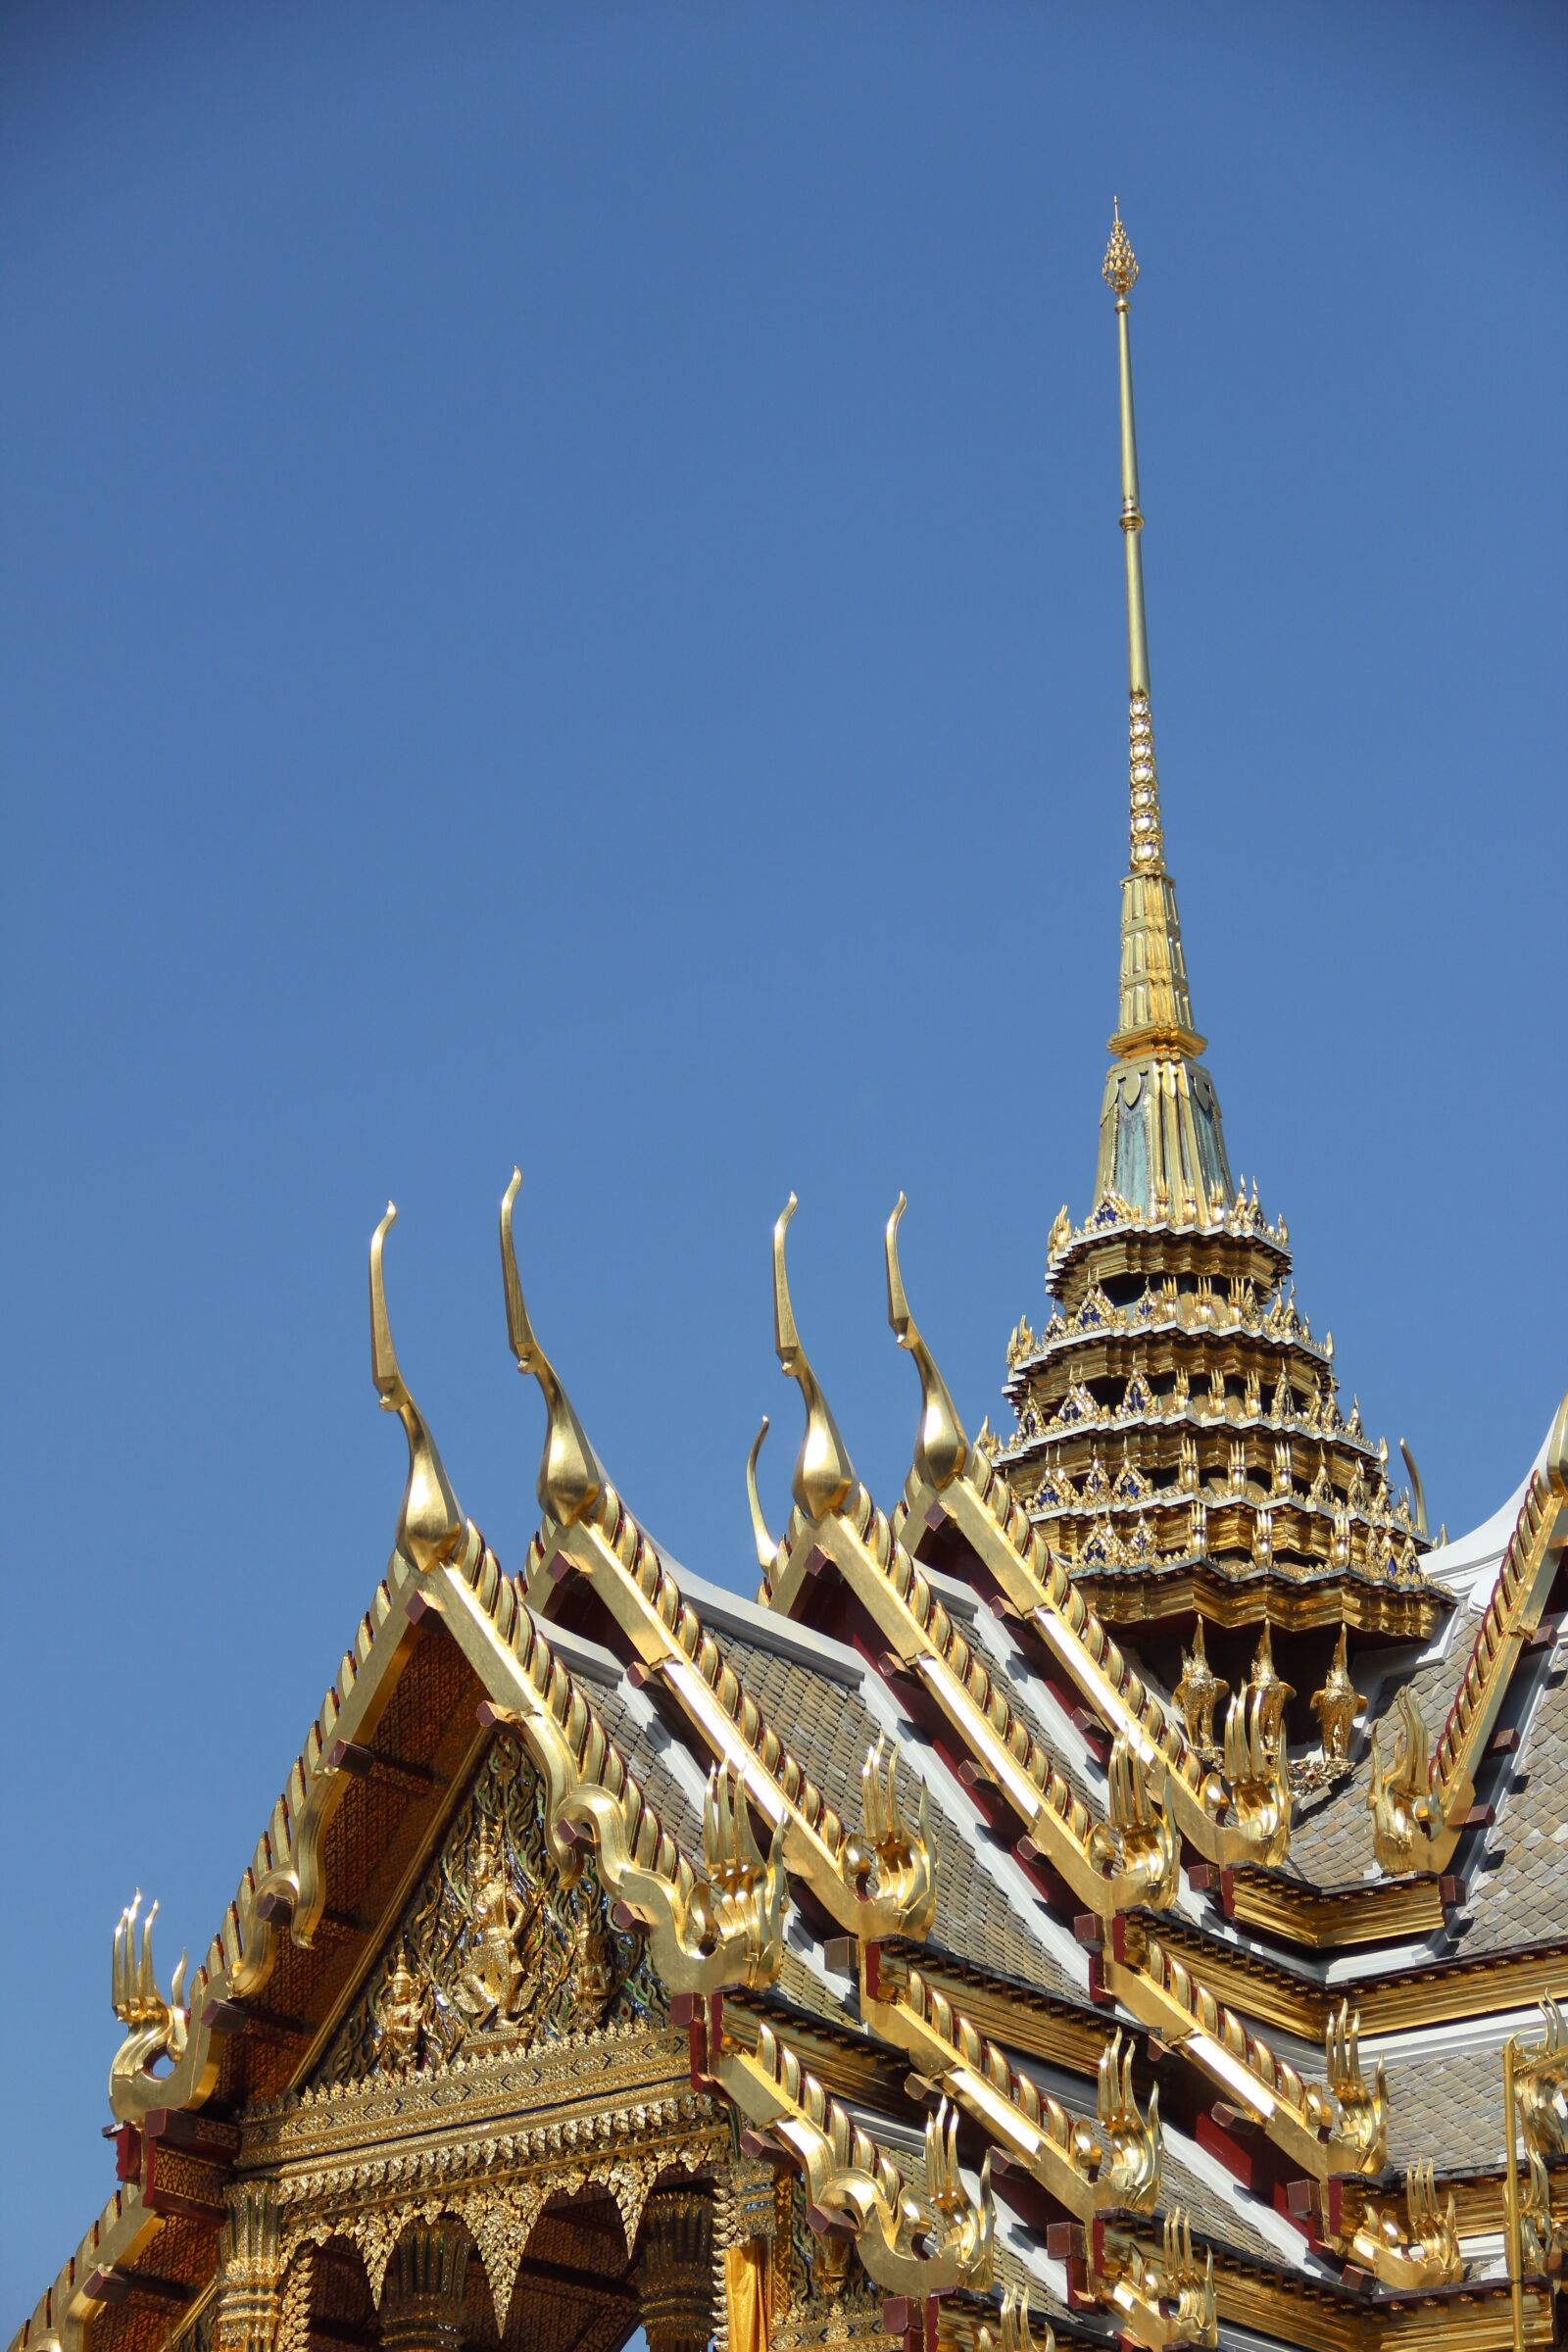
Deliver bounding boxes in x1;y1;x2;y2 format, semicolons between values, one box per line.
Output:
16;1185;1565;2352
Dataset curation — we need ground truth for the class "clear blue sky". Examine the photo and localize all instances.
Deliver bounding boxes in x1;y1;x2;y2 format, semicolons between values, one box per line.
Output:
3;0;1564;2312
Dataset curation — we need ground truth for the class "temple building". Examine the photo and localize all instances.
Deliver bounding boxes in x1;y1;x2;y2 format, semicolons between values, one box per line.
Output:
12;208;1567;2352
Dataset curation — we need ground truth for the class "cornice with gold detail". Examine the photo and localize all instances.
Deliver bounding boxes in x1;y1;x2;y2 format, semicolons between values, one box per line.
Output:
247;2064;722;2220
710;2013;995;2301
1068;1559;1444;1641
1102;1917;1385;2180
1222;1869;1447;1951
1043;1189;1289;1295
236;2019;697;2180
1006;1294;1339;1391
858;1950;1159;2227
1182;2250;1549;2352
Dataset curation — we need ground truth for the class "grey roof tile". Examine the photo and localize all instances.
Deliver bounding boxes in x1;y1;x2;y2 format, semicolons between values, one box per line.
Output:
723;1634;1087;2006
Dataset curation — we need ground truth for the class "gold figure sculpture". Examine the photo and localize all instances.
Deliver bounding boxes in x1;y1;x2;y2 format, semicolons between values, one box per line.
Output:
566;1893;617;2032
1246;1624;1295;1744
373;1951;427;2072
1310;1626;1366;1769
1173;1620;1227;1753
453;1824;535;2026
1367;1686;1436;1873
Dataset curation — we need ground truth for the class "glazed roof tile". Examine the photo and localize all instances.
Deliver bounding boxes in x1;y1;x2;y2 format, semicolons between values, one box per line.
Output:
722;1631;1089;2006
1454;1629;1568;1957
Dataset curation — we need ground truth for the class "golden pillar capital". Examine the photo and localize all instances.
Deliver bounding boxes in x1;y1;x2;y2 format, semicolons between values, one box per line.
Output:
380;2222;471;2352
215;2188;284;2352
636;2186;714;2352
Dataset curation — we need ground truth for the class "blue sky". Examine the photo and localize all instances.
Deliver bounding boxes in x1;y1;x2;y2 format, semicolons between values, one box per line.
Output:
3;0;1564;2311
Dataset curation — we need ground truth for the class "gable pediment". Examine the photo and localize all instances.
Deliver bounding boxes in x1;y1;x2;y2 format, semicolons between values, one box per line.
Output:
317;1736;666;2090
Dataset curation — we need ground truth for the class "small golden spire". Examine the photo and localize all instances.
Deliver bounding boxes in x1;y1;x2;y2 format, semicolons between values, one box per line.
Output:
1102;198;1139;297
369;1203;465;1573
772;1195;857;1523
500;1169;605;1528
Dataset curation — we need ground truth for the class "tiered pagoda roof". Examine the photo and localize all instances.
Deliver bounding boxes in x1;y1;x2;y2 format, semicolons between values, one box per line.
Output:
12;209;1567;2352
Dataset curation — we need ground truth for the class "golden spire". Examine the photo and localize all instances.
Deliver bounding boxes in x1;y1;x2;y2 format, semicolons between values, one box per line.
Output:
1095;203;1233;1214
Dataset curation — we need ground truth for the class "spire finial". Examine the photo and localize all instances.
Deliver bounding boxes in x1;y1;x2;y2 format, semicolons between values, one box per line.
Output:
1102;199;1139;298
1092;211;1234;1216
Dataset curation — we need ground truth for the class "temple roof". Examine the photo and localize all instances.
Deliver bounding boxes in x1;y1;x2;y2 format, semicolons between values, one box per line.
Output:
13;209;1568;2352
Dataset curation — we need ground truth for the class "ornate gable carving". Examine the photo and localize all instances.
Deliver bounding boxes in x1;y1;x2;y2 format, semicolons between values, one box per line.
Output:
318;1739;665;2086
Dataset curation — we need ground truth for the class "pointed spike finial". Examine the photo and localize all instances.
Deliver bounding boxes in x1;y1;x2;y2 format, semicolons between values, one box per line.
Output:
771;1195;857;1523
1094;205;1232;1218
368;1202;465;1574
500;1169;605;1529
885;1194;968;1492
1102;198;1139;298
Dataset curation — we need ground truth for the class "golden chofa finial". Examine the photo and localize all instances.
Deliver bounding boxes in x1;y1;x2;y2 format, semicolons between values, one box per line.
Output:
500;1169;605;1529
1102;198;1139;298
369;1204;465;1574
885;1195;968;1493
772;1195;857;1522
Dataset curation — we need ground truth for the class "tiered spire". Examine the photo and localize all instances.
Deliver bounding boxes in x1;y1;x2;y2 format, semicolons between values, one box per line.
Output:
1096;203;1232;1216
992;212;1442;1633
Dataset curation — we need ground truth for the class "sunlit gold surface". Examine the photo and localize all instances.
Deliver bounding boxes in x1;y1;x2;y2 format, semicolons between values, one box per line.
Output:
16;210;1563;2352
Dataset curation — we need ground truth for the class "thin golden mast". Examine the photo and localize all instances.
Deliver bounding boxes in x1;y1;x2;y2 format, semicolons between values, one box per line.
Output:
1095;202;1232;1217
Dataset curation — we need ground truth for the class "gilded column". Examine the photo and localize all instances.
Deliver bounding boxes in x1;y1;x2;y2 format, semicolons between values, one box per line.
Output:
214;2189;285;2352
380;2223;471;2352
712;2164;777;2352
636;2187;715;2352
